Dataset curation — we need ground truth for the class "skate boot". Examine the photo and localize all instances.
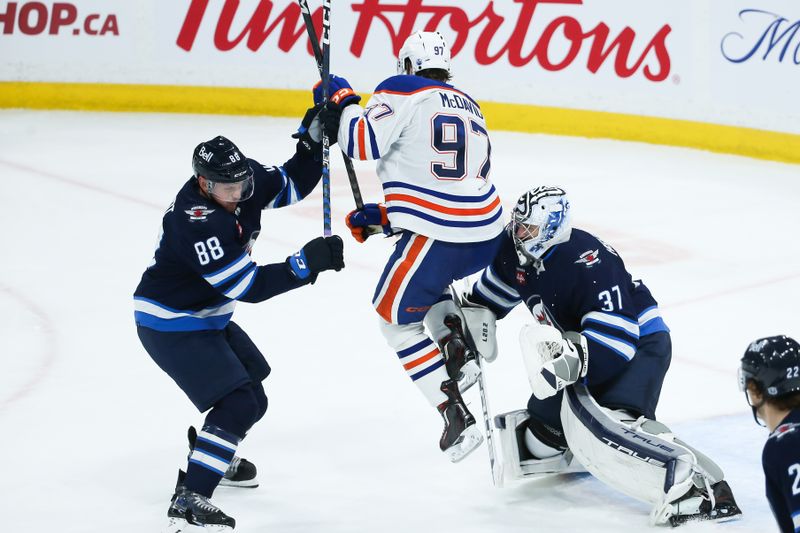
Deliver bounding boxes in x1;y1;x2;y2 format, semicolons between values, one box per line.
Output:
164;488;236;532
666;480;742;527
187;426;259;488
441;314;481;393
437;378;483;462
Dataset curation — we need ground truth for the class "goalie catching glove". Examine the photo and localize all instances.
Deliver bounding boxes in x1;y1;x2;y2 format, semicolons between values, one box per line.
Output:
519;324;588;399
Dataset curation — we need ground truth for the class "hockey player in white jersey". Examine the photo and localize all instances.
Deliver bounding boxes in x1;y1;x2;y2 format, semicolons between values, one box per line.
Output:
324;31;505;461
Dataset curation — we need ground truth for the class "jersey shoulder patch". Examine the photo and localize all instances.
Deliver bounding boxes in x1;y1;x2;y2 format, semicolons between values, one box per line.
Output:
769;421;800;441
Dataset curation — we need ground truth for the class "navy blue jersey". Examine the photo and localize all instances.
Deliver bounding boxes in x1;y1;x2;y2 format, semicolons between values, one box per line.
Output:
763;409;800;533
469;227;669;385
134;149;321;332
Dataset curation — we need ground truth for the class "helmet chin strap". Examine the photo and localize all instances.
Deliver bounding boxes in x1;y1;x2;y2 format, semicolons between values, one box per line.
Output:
745;392;766;427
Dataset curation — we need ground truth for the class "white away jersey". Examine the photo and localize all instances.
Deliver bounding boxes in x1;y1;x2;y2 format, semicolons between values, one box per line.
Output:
339;75;503;243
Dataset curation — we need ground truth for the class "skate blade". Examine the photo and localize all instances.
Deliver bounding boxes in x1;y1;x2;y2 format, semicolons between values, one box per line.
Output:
163;516;187;533
444;425;484;463
219;477;259;488
457;361;481;393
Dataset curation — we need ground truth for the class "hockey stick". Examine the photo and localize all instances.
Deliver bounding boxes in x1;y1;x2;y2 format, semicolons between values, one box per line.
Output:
296;0;366;211
453;287;504;487
319;0;332;236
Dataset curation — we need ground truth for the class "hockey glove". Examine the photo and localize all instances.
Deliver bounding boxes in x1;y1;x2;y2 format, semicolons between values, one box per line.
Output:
319;103;343;144
292;103;325;157
519;324;588;400
313;75;361;111
286;235;345;282
345;203;392;243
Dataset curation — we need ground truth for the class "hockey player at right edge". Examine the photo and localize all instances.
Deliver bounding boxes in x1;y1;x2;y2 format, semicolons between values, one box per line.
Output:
461;186;742;526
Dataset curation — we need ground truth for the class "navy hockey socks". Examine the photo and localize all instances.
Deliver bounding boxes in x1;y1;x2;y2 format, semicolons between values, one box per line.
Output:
185;425;240;497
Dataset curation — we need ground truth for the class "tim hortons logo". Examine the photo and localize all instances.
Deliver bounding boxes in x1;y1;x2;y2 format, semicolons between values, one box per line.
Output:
177;0;672;81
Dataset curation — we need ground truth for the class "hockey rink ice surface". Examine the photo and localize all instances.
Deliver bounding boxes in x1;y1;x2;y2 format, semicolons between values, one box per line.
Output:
1;110;799;533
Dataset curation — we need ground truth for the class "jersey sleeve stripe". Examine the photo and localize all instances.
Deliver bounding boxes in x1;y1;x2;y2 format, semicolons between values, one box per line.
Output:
484;265;520;299
473;283;519;311
478;270;520;306
583;329;637;361
204;252;253;287
581;311;639;337
347;116;358;158
387;205;503;228
357;118;367;160
222;265;258;300
382;181;496;203
384;193;501;216
366;119;380;159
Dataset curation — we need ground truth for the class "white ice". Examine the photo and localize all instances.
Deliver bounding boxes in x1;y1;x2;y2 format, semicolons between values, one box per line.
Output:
1;110;798;532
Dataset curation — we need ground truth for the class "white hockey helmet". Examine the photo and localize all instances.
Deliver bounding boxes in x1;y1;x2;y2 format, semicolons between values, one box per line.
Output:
397;30;451;75
511;186;572;265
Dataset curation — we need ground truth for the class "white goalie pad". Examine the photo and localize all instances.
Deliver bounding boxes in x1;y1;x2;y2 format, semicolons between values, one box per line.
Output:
461;306;498;362
560;384;724;525
495;409;584;483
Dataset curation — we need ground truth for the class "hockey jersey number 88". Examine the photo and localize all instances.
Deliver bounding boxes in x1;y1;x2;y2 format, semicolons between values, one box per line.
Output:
338;75;504;243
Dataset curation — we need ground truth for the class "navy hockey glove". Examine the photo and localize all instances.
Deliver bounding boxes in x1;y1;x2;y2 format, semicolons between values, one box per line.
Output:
313;75;361;110
286;235;345;282
345;203;392;243
292;103;324;156
319;103;343;144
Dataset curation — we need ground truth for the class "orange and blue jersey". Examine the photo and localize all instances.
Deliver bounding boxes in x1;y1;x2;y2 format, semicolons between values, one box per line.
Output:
338;75;504;244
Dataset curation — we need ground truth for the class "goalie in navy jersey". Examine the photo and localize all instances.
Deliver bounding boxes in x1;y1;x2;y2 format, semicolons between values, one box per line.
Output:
740;336;800;533
462;186;741;526
133;103;344;531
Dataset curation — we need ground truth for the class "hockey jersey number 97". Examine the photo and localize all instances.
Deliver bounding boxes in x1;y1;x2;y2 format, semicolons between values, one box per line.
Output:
338;75;503;244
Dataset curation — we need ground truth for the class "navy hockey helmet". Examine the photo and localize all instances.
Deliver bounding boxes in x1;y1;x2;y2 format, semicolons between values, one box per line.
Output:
739;335;800;425
511;186;572;265
739;335;800;398
192;136;254;203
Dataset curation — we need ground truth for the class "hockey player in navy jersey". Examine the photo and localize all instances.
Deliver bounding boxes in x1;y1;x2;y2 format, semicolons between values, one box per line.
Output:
463;186;741;525
740;336;800;533
134;104;344;531
327;31;504;462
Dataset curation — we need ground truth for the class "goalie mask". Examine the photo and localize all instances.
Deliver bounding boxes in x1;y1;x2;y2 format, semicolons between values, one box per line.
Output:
397;30;451;75
192;135;254;203
739;335;800;425
511;186;572;265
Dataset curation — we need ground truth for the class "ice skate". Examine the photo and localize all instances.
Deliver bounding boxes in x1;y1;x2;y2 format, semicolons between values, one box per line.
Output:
665;480;742;527
441;314;481;393
438;379;483;462
187;426;259;488
164;488;236;532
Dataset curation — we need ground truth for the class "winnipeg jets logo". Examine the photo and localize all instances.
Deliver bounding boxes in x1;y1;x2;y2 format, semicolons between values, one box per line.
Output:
575;249;601;267
185;205;215;222
528;300;554;327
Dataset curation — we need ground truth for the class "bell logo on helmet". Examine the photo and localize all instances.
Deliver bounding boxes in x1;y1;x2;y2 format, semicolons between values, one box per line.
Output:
198;146;213;163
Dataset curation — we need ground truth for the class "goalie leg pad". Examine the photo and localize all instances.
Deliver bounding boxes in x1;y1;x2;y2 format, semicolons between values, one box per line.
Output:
560;384;729;525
